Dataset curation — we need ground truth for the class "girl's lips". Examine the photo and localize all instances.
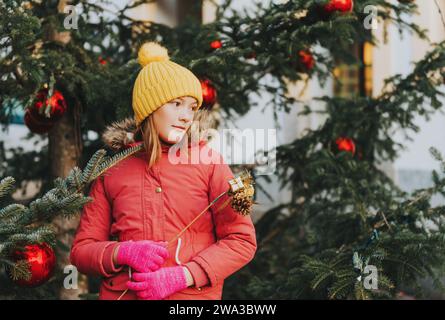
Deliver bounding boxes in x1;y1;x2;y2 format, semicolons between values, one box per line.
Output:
172;125;186;130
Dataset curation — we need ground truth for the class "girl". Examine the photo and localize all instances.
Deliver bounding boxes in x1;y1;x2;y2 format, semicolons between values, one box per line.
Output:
70;42;257;300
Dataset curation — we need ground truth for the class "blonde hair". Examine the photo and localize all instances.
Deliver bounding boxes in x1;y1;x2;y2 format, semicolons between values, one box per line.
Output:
134;108;215;169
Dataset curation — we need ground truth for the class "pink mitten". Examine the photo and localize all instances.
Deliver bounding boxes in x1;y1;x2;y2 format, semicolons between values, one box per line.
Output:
116;240;169;273
126;266;188;300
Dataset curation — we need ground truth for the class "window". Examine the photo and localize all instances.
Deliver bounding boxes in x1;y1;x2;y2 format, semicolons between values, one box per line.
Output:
333;42;373;98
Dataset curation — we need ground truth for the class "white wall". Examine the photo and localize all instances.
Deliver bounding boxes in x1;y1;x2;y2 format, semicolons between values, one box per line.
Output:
372;0;445;196
372;0;445;173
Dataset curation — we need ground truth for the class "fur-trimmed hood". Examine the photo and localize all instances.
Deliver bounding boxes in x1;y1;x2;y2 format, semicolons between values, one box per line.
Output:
101;117;139;152
101;116;211;152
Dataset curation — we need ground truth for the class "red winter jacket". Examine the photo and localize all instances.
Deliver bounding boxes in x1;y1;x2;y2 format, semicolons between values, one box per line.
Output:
70;119;257;300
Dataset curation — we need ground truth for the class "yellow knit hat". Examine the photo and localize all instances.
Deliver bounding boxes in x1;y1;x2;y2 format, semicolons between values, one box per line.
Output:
132;42;203;126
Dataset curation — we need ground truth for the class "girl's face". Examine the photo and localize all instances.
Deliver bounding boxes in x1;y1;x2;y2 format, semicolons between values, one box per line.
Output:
152;96;198;144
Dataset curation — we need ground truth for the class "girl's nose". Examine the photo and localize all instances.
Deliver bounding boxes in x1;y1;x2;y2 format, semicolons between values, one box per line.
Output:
179;110;194;124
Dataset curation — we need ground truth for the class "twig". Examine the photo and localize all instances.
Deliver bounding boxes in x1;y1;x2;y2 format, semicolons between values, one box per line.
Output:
380;211;392;232
167;190;227;246
434;0;445;32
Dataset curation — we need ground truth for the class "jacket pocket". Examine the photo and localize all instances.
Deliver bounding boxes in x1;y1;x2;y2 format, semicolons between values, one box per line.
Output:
101;269;130;291
99;268;137;300
178;281;223;296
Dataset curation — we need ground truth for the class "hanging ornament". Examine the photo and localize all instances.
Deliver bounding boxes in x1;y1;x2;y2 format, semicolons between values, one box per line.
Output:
9;243;56;287
24;88;67;134
31;88;67;121
210;40;222;50
335;137;356;155
98;56;108;65
298;50;315;71
24;109;55;134
200;78;217;110
324;0;354;13
228;170;255;216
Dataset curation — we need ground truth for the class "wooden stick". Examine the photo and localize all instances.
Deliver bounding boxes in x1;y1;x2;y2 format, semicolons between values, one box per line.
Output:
168;190;228;246
117;288;128;300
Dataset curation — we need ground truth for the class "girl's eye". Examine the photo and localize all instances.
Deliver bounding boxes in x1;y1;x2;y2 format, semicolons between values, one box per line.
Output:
174;101;181;107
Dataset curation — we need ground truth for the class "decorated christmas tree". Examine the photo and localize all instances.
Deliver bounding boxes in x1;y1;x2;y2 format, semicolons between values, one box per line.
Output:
1;0;445;299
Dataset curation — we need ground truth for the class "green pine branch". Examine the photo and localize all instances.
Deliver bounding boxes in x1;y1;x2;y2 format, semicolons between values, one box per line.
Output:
0;144;142;282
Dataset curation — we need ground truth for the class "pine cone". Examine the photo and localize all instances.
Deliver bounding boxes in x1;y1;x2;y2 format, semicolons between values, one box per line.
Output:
227;170;255;216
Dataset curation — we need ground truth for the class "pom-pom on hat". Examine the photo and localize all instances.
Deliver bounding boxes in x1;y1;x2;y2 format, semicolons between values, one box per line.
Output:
132;42;203;126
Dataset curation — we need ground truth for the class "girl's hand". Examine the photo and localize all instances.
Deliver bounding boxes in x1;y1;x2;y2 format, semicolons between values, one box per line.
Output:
126;266;189;300
115;240;169;273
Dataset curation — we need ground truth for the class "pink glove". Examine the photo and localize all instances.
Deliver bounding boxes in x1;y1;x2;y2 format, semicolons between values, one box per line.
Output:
126;266;188;300
116;240;169;273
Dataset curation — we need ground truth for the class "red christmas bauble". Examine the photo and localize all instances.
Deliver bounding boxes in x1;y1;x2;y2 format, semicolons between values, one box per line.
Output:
335;137;356;155
200;78;217;110
98;56;108;65
32;89;67;121
210;40;222;50
25;89;67;134
11;243;56;287
24;109;54;134
324;0;354;13
299;50;315;71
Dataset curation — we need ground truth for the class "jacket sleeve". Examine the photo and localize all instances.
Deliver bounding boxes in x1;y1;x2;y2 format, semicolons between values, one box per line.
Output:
70;176;124;278
184;155;257;288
